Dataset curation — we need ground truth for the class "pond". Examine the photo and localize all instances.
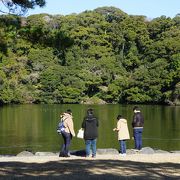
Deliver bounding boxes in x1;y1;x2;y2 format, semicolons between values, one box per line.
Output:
0;104;179;155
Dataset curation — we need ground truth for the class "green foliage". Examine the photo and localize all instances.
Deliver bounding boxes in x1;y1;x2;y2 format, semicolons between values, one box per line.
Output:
0;7;179;105
0;28;7;54
57;86;82;104
124;87;152;103
0;0;46;16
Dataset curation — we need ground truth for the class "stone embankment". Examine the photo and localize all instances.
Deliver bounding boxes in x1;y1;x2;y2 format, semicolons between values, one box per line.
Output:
0;147;179;158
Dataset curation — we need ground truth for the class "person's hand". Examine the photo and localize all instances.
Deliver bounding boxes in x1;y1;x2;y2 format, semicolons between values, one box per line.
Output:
132;137;134;140
113;128;116;131
60;113;64;118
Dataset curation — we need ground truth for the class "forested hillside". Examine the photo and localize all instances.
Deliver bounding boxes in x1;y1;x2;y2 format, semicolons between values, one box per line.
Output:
0;7;179;105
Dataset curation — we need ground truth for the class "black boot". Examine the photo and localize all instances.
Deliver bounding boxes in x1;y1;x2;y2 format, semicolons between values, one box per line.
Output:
59;152;65;157
64;154;70;157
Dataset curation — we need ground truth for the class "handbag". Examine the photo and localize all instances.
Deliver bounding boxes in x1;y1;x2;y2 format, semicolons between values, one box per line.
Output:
77;128;84;139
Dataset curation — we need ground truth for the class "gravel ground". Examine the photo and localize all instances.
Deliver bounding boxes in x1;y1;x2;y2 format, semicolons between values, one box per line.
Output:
0;154;180;179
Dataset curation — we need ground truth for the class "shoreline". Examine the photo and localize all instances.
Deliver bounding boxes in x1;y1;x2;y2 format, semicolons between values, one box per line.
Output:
0;154;179;180
0;148;179;179
0;147;180;163
0;153;180;163
0;147;180;156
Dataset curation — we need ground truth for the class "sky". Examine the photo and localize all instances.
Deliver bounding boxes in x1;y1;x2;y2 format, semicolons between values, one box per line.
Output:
26;0;180;18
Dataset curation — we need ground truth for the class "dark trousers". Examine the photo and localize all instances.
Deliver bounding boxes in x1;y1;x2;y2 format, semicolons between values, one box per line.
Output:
60;131;72;156
133;128;143;150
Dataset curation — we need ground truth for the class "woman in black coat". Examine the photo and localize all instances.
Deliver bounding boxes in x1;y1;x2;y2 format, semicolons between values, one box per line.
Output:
82;108;99;158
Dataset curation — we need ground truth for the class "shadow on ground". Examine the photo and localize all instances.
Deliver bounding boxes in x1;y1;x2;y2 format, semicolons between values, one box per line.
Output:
0;159;179;179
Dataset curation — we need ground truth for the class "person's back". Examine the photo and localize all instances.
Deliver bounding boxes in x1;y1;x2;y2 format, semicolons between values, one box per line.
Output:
59;109;75;157
63;112;75;136
132;112;144;128
118;118;130;140
113;115;130;156
82;108;99;158
83;113;98;140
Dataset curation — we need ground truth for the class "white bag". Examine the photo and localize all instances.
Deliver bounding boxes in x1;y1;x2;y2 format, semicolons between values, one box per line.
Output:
77;128;84;139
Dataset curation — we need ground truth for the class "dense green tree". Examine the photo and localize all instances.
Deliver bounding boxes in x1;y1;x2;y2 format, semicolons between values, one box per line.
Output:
0;7;179;105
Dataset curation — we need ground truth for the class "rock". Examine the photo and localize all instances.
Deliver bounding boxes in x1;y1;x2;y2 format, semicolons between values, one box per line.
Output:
154;149;170;154
16;151;34;157
165;100;175;106
139;147;155;154
126;149;137;155
97;148;119;155
170;151;180;154
35;152;56;156
81;97;106;104
55;152;59;156
0;155;14;157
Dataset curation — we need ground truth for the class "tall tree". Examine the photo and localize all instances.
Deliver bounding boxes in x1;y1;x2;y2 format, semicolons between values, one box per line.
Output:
0;0;46;15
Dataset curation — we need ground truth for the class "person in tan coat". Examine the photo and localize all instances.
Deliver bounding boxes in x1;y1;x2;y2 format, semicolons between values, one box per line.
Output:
113;115;130;156
59;109;75;157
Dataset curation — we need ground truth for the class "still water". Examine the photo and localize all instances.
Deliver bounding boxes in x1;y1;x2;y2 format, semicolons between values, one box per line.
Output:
0;104;179;155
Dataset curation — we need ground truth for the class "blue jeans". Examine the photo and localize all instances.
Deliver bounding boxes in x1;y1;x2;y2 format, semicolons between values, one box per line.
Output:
133;128;143;150
119;140;126;154
60;131;72;156
85;139;97;157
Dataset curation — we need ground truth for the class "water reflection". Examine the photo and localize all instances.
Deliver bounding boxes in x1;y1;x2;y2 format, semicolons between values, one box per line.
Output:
0;104;179;154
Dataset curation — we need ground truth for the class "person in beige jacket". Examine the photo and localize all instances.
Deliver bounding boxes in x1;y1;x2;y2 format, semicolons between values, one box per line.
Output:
59;109;75;157
113;115;130;156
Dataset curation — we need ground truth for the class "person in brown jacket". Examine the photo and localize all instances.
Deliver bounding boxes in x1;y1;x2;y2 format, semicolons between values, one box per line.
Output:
113;115;130;156
59;109;75;157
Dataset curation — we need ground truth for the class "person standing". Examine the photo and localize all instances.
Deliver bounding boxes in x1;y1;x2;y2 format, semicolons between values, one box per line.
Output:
59;109;75;157
113;115;130;156
132;106;144;151
82;108;99;158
